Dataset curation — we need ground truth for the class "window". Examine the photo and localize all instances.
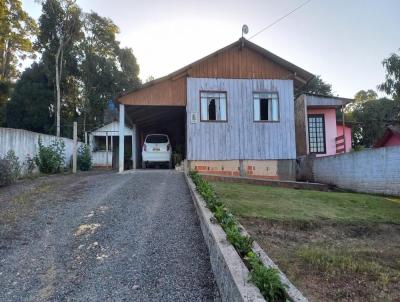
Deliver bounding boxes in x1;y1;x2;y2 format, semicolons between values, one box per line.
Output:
200;91;227;121
145;134;169;144
253;92;279;121
308;114;326;154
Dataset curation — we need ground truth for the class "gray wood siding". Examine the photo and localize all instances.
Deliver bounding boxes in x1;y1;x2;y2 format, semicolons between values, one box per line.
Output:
186;78;296;160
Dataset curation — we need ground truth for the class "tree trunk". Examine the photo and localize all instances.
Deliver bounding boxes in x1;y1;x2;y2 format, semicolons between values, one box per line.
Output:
55;38;63;137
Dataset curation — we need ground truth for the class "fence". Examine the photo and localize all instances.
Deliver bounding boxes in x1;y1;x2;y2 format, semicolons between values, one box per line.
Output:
312;146;400;196
0;127;83;174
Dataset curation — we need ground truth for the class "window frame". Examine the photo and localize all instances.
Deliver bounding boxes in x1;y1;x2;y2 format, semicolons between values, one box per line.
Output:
307;114;327;154
199;90;228;123
253;91;280;123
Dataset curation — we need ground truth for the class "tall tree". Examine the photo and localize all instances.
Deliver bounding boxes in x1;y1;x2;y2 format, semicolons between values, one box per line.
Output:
348;98;400;147
0;0;37;81
378;49;400;99
0;0;37;125
6;63;54;133
36;0;82;136
79;12;140;129
296;75;333;96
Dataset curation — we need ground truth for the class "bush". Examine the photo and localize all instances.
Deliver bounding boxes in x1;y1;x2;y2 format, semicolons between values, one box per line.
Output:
35;137;65;174
77;145;92;171
4;150;21;180
0;159;14;186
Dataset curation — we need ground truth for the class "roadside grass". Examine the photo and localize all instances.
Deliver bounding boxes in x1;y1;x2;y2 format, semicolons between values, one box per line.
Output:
211;181;400;300
211;182;400;223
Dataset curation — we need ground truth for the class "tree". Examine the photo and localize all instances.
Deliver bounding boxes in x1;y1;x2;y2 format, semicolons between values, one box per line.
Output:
36;0;82;137
346;89;378;112
6;63;54;133
296;75;333;96
378;49;400;99
0;0;37;81
0;0;37;125
79;12;140;130
348;98;400;147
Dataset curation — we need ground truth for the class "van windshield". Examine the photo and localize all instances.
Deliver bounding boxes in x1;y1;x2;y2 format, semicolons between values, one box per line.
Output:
146;135;168;144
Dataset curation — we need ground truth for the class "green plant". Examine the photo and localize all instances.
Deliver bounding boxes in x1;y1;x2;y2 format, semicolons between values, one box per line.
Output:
226;225;253;257
4;150;21;180
246;252;286;301
35;137;65;174
77;144;92;171
0;159;14;186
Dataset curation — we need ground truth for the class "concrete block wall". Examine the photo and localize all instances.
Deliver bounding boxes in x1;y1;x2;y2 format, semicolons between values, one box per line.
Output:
313;146;400;196
0;127;83;174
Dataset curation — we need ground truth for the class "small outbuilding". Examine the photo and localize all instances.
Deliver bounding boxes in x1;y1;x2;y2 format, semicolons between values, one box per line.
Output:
89;121;136;169
374;125;400;148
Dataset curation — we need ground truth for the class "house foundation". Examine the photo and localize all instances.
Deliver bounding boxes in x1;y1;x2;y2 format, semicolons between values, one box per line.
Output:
188;160;296;180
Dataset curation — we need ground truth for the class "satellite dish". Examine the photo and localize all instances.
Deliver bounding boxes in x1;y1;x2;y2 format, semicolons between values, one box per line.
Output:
242;24;249;36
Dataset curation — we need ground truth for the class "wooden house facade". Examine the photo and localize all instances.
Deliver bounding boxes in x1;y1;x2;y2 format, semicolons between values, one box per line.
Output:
116;38;314;180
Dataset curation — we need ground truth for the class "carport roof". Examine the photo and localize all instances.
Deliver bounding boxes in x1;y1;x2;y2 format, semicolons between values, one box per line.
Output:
116;38;314;106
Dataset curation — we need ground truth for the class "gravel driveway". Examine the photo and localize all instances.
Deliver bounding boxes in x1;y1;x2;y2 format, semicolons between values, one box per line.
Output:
0;170;219;301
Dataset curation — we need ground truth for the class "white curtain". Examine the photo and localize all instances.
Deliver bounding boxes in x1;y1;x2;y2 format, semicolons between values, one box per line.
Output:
201;98;208;120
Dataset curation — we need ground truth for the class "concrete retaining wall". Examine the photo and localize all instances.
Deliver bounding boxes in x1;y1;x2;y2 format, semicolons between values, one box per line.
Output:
0;127;83;173
185;174;265;302
313;146;400;196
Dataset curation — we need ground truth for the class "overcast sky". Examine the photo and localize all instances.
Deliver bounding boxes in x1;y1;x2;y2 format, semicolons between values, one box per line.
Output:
22;0;400;98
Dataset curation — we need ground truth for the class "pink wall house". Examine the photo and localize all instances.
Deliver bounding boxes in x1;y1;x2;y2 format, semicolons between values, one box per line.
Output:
374;126;400;148
295;93;353;157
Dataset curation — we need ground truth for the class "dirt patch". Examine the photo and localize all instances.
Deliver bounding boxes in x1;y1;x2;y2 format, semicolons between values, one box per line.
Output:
240;217;400;302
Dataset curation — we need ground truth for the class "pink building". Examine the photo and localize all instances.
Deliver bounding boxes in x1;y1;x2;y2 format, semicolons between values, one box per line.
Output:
374;126;400;148
295;93;353;157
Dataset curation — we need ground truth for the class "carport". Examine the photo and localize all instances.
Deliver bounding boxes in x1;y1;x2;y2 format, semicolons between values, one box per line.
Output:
115;76;187;172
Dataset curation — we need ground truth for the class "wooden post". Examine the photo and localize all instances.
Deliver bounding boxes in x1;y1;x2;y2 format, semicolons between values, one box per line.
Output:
84;131;88;144
73;121;77;173
342;105;346;153
119;104;125;173
106;131;109;167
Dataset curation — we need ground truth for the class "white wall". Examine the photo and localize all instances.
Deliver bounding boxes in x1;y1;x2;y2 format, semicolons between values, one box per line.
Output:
92;151;113;167
0;127;83;173
186;78;296;160
313;146;400;196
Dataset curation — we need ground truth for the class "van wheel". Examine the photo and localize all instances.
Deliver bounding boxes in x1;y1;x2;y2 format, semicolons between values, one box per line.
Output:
142;162;147;169
168;161;173;169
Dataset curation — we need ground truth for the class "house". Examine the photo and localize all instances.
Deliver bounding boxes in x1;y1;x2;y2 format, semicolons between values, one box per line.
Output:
114;38;349;180
374;126;400;148
88;121;136;169
295;93;353;157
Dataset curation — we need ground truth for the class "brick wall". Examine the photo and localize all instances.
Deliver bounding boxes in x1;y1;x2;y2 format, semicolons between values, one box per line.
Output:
188;160;296;180
313;146;400;196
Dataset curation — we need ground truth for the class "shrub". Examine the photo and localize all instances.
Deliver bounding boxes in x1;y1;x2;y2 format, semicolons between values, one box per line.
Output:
35;138;65;174
0;159;14;186
77;145;92;171
4;150;21;180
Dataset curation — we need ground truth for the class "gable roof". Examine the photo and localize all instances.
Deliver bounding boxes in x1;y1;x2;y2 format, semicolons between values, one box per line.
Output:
374;125;400;147
116;38;314;104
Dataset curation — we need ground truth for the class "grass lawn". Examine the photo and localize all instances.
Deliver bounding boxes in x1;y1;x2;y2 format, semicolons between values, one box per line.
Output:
211;182;400;301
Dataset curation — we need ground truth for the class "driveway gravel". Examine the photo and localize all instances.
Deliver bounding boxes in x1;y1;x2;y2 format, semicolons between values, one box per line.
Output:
0;170;219;301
